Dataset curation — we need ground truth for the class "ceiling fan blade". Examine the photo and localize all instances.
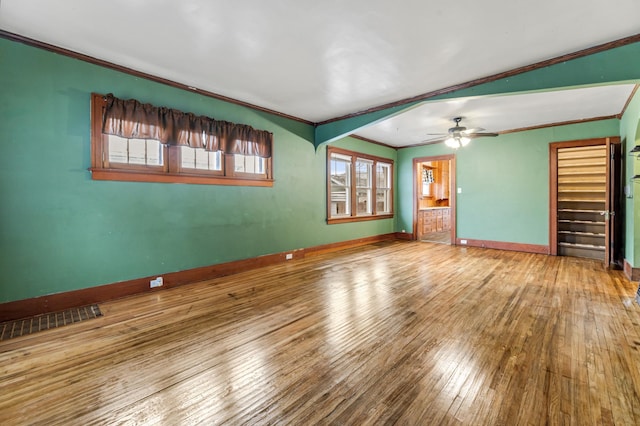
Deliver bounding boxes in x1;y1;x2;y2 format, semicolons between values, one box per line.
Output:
469;132;499;138
462;127;485;134
424;132;448;136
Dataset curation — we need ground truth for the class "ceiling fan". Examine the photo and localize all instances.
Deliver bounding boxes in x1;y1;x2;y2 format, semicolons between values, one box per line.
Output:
423;117;499;148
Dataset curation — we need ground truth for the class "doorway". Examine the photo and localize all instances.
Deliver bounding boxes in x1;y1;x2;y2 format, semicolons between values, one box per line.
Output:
549;137;622;267
413;155;456;244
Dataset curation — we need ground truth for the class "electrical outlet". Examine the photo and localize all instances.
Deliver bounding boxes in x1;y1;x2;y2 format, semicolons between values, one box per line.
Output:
460;239;467;245
150;277;163;288
285;253;293;260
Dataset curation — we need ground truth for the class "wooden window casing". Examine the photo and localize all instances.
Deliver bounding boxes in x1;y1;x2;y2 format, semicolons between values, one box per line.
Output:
327;146;394;224
89;94;273;187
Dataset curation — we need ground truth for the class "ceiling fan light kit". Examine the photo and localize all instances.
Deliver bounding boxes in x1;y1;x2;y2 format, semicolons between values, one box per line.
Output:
435;117;499;149
445;135;470;149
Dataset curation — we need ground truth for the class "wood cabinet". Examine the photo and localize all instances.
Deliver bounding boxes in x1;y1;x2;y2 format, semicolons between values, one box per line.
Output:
418;208;451;235
434;161;450;201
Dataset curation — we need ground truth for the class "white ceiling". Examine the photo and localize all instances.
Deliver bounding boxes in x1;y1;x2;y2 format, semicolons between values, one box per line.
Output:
355;84;638;147
1;0;639;146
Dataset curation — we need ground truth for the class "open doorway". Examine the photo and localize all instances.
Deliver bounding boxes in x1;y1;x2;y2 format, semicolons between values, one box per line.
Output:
413;155;456;244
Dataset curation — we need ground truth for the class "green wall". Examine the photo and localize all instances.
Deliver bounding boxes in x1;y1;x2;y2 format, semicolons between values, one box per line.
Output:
0;39;396;303
397;119;620;245
620;88;640;266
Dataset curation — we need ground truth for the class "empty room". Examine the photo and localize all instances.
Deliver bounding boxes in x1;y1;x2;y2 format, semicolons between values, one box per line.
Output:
1;1;640;424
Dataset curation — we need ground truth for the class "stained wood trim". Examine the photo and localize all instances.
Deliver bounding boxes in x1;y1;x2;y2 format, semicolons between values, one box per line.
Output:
395;231;413;240
318;34;640;125
90;168;274;187
327;214;394;224
0;233;401;322
549;137;619;150
0;30;313;126
549;144;559;255
499;115;619;135
456;239;549;254
623;258;640;281
305;233;398;256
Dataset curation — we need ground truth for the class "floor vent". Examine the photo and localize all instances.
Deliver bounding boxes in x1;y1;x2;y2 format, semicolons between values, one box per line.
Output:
0;304;102;341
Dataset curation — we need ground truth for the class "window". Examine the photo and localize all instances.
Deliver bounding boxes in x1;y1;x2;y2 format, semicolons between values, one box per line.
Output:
376;162;392;214
327;147;393;223
90;93;273;186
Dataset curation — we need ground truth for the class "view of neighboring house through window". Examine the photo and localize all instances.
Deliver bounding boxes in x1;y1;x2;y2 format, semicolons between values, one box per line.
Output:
327;147;394;223
356;158;373;215
376;162;392;214
330;152;352;217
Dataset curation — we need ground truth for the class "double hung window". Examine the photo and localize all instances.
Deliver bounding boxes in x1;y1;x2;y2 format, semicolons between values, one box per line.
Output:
327;147;393;223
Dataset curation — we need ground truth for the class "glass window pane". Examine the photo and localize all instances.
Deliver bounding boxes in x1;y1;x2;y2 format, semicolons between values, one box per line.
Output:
210;151;222;171
377;163;390;188
356;189;372;215
355;159;372;189
108;135;128;163
181;146;196;168
331;187;350;216
146;140;163;165
195;148;209;170
376;189;390;214
182;147;222;171
330;153;351;217
128;138;147;165
256;157;265;174
235;154;246;172
234;154;264;174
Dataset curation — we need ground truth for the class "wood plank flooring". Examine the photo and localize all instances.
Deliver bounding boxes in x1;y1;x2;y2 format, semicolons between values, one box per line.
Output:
1;241;639;425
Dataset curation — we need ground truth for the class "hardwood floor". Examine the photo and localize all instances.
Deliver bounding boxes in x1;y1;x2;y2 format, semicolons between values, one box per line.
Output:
1;241;639;425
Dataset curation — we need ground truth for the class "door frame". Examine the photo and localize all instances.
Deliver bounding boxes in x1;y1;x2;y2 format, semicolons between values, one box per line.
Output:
412;154;456;243
548;137;621;266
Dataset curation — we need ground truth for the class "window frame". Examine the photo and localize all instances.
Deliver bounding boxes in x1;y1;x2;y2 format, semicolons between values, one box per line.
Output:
89;94;274;187
327;146;394;224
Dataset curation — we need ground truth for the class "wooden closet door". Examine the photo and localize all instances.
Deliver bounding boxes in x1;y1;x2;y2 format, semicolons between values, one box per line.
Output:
556;144;607;260
549;137;621;265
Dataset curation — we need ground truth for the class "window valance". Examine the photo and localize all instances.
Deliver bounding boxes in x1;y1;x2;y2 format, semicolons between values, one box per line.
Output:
102;93;272;158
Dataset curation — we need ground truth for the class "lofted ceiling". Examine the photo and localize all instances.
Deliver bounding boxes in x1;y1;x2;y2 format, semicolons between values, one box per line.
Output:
1;0;639;148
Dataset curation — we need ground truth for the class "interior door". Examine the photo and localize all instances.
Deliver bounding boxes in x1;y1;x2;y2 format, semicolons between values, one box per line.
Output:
550;137;621;265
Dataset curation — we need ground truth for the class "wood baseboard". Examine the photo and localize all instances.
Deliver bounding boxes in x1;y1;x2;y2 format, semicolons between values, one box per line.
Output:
395;232;414;241
623;259;640;281
456;238;549;255
0;233;399;322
